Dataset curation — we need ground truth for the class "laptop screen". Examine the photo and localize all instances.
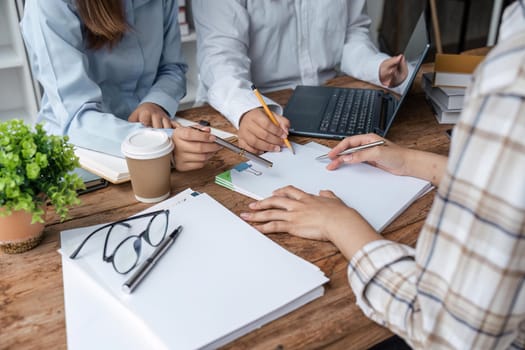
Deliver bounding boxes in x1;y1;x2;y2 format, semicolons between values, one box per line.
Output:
385;11;430;132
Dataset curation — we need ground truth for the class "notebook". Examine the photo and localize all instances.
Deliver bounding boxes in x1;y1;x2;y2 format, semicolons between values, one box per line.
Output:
216;142;432;232
283;11;430;139
60;189;328;350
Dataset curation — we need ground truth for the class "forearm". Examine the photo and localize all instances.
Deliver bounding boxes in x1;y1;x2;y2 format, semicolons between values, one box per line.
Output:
68;107;144;157
141;63;187;117
327;208;382;261
404;148;447;186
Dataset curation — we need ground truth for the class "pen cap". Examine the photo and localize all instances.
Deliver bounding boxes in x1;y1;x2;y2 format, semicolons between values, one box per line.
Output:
121;130;174;203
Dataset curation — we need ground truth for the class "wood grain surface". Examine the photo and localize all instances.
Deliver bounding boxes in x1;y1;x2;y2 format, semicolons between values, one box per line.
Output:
0;66;451;350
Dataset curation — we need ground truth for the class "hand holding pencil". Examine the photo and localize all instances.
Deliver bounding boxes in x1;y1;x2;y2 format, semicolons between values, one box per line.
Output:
235;85;295;154
251;85;295;155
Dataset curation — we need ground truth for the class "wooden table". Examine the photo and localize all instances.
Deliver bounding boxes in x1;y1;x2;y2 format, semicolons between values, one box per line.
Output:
0;68;451;350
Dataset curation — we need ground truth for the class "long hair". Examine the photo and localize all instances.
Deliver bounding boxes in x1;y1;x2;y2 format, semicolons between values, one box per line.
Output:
75;0;129;50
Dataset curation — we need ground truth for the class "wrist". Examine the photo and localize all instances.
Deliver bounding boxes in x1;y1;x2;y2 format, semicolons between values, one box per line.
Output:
325;208;381;261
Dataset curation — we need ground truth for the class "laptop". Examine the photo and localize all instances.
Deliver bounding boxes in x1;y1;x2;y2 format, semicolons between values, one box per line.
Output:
283;11;430;139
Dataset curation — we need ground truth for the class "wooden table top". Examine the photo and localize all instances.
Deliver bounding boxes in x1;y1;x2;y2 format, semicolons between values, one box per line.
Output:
0;66;451;350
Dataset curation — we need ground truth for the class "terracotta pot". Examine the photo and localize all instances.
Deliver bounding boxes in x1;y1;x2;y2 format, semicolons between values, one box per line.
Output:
0;208;45;254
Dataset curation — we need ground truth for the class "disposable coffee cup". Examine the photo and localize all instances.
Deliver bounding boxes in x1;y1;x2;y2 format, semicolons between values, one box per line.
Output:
121;130;174;203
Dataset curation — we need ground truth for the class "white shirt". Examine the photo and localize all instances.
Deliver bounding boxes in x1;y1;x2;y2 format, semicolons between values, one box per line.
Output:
192;0;408;128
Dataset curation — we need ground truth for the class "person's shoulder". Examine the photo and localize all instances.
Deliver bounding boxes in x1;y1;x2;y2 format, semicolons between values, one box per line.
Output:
475;32;525;96
24;0;76;15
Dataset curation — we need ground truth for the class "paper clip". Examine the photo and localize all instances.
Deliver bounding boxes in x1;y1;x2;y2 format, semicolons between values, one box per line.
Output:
234;163;262;176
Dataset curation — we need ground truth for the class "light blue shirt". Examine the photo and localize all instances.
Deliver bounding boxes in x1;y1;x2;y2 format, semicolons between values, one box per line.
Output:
21;0;187;157
192;0;411;128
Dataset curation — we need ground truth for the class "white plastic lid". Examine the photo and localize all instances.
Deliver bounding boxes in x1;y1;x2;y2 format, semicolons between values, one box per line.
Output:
121;129;174;160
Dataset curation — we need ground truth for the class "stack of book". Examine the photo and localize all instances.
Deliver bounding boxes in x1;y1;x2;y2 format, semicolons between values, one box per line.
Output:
423;53;485;124
421;72;464;124
178;0;190;37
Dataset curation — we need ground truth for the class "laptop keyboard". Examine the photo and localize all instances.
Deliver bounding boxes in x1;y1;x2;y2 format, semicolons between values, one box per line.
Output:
319;89;375;135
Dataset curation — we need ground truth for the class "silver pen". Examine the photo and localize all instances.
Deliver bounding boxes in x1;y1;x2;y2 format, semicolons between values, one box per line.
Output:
190;126;273;168
315;140;385;161
122;225;183;294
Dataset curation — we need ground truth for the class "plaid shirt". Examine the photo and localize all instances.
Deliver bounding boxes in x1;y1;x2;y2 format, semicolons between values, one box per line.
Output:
348;11;525;350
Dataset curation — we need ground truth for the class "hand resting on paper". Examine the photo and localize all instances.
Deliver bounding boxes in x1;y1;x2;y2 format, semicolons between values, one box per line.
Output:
241;133;448;260
325;134;447;187
240;185;380;260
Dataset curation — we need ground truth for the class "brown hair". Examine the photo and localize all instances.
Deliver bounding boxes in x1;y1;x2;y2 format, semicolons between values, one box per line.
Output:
75;0;129;50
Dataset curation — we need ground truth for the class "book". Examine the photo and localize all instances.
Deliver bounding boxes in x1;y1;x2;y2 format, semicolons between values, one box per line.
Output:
216;142;432;232
74;118;236;184
427;97;461;124
433;53;485;88
60;189;328;350
422;72;465;110
74;147;130;184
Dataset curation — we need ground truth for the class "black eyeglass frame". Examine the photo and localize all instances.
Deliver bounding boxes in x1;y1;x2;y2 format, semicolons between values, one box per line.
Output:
69;209;170;274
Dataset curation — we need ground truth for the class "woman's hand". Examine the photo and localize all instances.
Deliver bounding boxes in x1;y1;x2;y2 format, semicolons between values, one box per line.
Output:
241;186;380;259
326;133;447;186
238;108;290;154
171;126;221;171
326;134;410;175
128;102;175;129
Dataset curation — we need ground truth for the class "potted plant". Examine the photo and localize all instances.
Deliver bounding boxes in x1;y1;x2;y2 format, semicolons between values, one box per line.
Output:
0;119;85;254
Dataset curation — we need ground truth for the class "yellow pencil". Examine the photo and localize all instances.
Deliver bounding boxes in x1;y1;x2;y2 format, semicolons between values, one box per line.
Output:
251;84;295;155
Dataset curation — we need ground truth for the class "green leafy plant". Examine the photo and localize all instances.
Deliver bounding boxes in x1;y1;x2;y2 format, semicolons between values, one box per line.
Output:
0;119;85;223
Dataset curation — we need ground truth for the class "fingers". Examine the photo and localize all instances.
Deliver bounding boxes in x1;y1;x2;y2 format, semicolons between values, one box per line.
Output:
271;185;308;200
238;109;289;153
241;198;299;234
326;143;383;170
173;128;221;154
381;54;409;87
275;114;291;130
328;133;384;158
326;134;387;171
128;103;172;128
171;127;222;171
319;189;337;199
128;110;140;123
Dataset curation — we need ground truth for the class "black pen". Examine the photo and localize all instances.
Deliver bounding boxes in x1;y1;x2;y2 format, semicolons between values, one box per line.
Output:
190;126;273;168
122;225;183;294
315;140;385;160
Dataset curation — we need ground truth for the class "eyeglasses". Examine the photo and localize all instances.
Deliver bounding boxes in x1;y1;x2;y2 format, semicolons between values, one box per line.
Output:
69;209;170;274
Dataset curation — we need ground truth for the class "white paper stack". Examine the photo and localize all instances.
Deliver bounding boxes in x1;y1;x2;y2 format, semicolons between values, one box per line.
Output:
60;189;327;350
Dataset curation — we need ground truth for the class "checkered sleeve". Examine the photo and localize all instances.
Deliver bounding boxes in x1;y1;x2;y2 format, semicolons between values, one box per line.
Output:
348;29;525;349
